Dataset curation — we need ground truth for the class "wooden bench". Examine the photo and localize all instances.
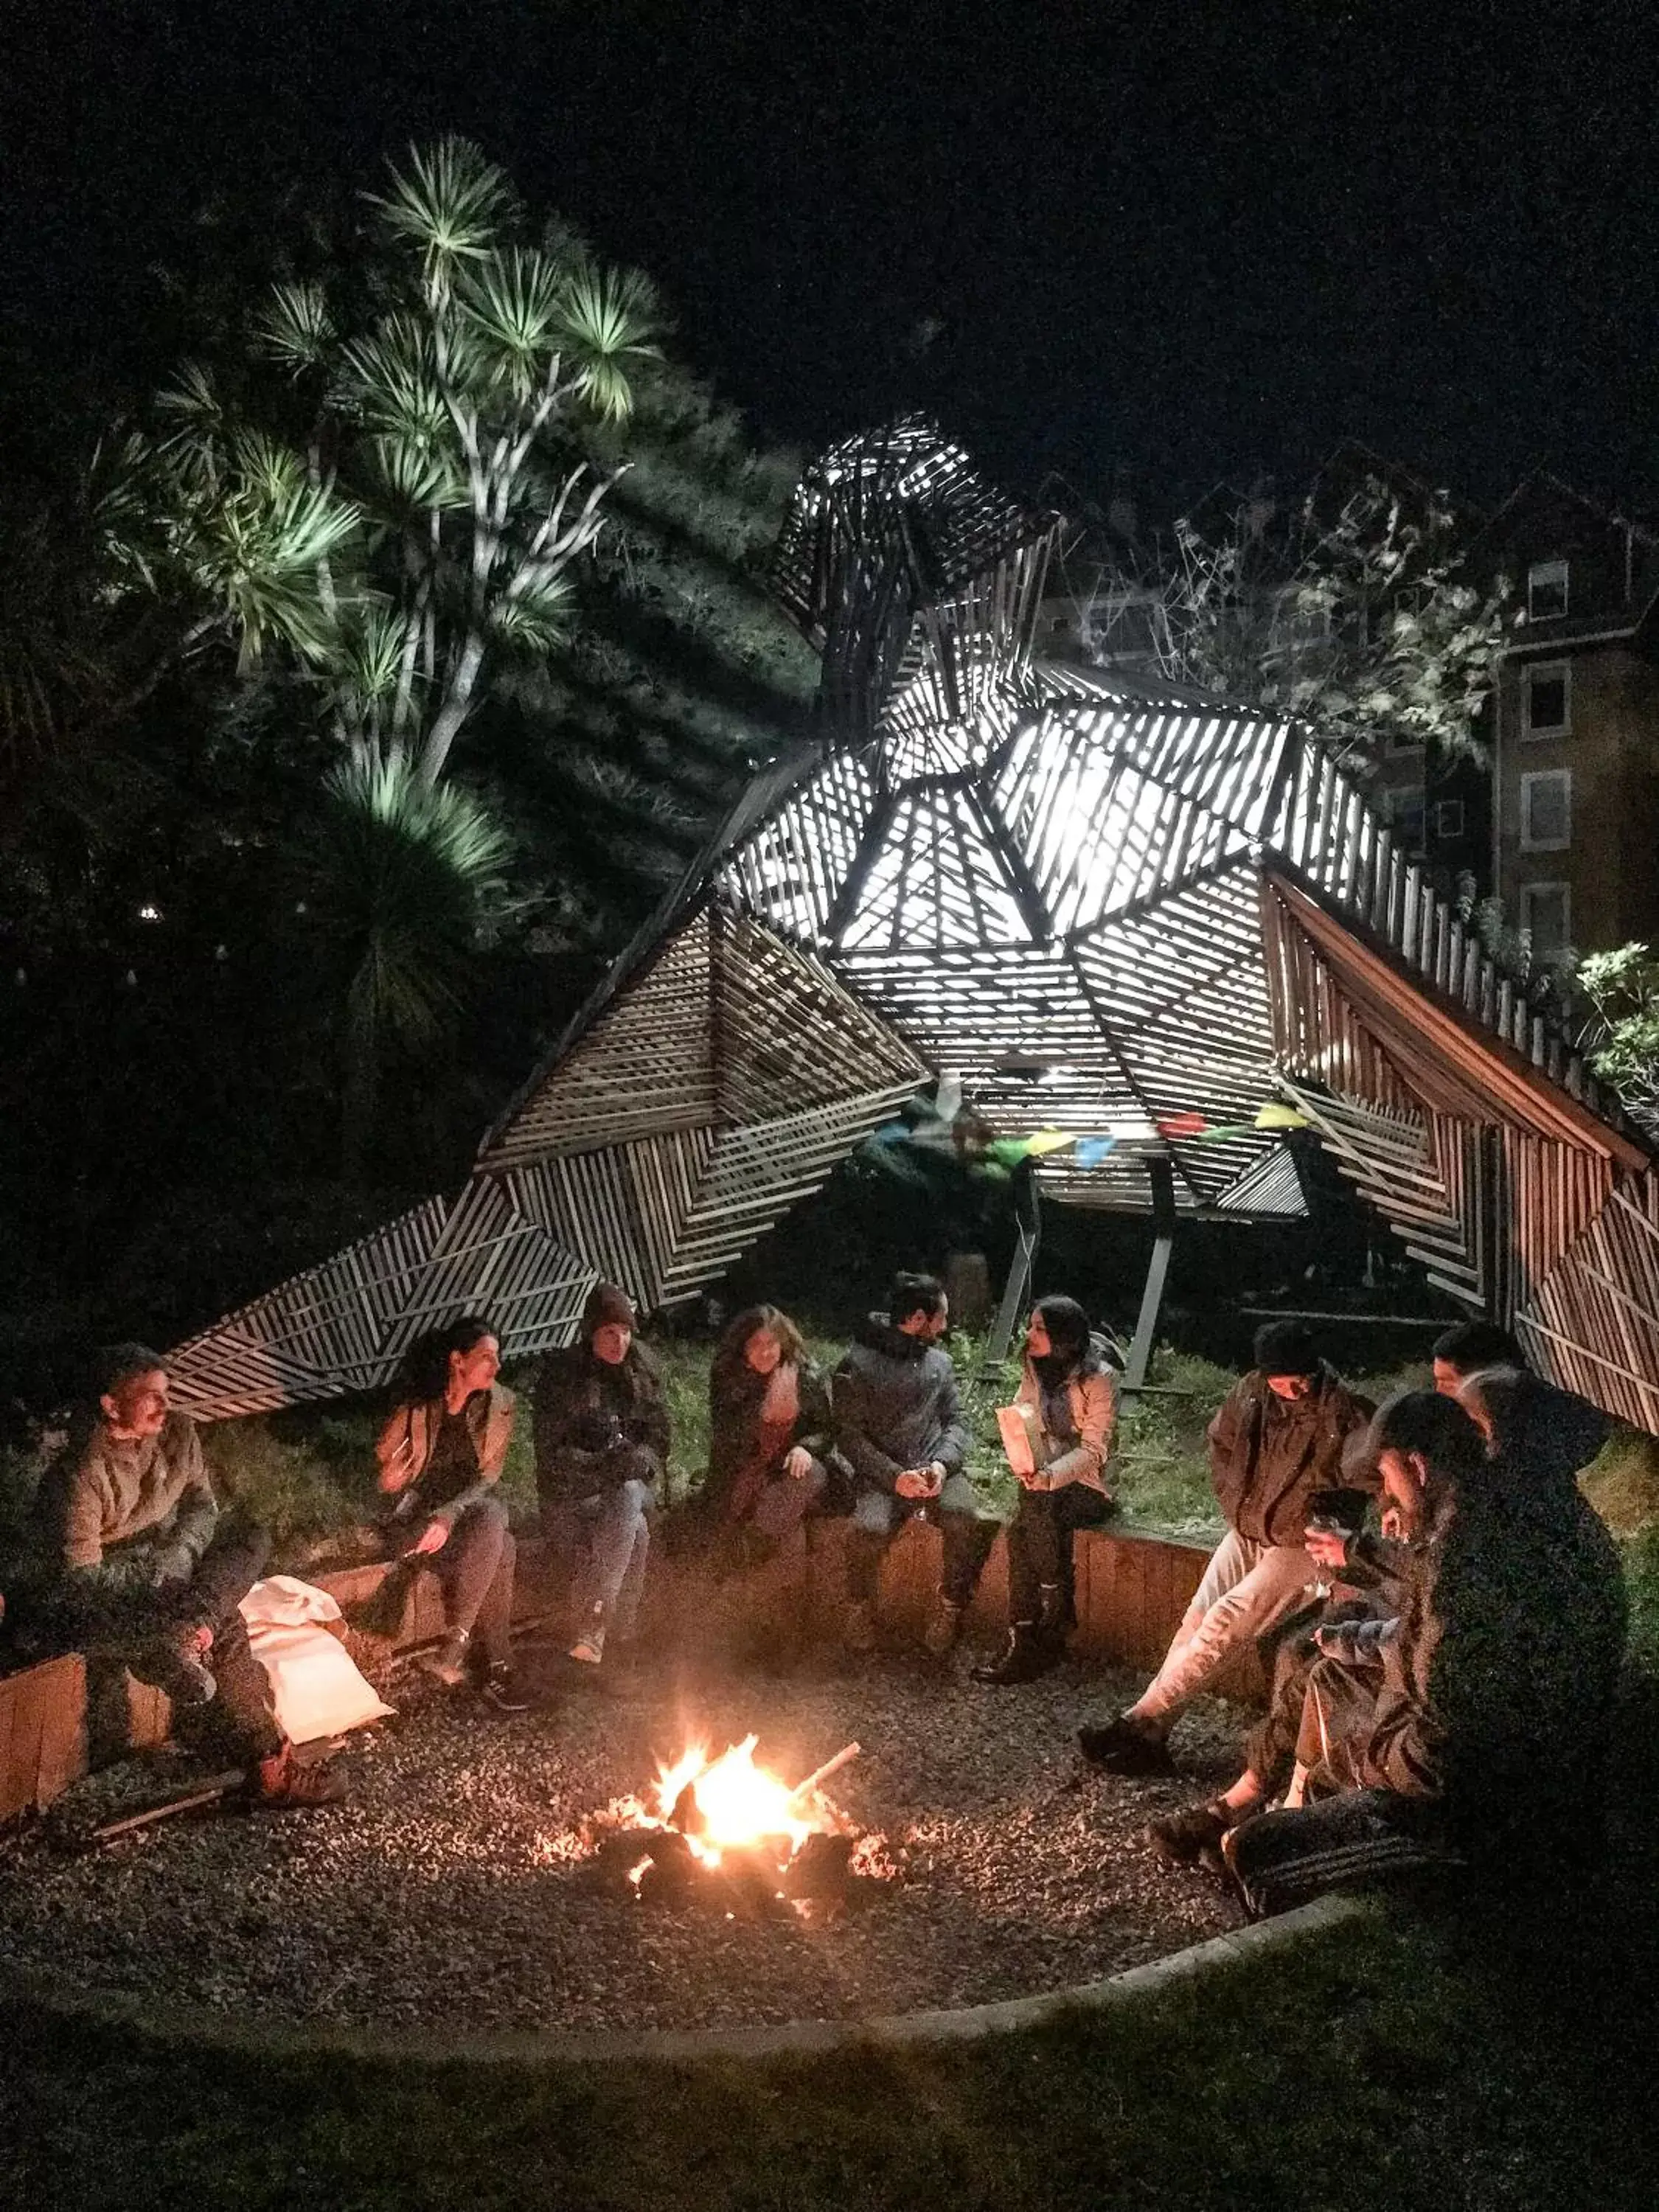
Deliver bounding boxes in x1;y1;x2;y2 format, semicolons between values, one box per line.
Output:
0;1524;1245;1826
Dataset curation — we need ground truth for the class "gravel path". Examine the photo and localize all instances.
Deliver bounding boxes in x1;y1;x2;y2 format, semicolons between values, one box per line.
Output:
0;1653;1251;2034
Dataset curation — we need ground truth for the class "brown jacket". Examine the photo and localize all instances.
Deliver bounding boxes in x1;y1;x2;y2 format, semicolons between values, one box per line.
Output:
42;1411;220;1592
1206;1366;1374;1547
375;1382;515;1526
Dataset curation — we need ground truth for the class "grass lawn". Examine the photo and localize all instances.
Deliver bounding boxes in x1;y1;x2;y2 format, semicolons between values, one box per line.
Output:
5;1860;1659;2210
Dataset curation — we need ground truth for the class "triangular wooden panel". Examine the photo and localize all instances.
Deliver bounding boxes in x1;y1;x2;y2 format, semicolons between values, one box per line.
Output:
481;910;717;1166
713;913;927;1122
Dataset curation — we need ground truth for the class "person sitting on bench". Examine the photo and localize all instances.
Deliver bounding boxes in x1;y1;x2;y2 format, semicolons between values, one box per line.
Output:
703;1305;843;1570
1223;1388;1628;1916
33;1345;344;1808
833;1272;985;1657
533;1281;669;1667
973;1296;1118;1686
373;1315;526;1712
1079;1320;1373;1774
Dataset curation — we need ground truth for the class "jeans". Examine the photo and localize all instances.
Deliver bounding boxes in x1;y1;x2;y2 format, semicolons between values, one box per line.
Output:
425;1497;515;1668
846;1472;985;1607
1005;1481;1113;1624
748;1456;830;1543
543;1480;653;1638
56;1522;285;1766
1132;1529;1316;1729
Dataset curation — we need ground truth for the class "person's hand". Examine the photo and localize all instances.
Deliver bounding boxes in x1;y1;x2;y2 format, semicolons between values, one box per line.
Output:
1304;1528;1349;1570
1313;1623;1358;1662
1016;1462;1048;1491
783;1446;813;1481
1380;1506;1406;1543
894;1470;933;1500
410;1519;449;1555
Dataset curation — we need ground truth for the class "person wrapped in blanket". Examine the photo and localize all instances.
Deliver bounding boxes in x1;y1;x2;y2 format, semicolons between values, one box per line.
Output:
701;1305;846;1576
973;1297;1118;1686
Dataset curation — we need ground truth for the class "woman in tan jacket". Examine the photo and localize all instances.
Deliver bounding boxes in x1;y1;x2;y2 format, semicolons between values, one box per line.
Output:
375;1315;524;1710
973;1295;1118;1685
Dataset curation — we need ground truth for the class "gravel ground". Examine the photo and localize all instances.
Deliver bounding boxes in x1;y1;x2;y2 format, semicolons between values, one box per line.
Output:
0;1651;1251;2034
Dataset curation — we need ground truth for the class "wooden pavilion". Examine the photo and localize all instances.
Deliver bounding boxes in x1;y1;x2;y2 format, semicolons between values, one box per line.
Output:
167;423;1659;1434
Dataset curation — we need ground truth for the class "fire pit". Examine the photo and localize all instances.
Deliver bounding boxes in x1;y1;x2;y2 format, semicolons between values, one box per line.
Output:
574;1735;895;1915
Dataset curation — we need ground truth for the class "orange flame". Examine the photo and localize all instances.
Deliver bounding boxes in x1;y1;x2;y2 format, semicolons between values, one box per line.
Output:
651;1734;816;1867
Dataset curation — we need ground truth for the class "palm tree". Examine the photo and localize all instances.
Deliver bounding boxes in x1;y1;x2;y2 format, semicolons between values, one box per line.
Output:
134;136;660;787
301;751;514;1176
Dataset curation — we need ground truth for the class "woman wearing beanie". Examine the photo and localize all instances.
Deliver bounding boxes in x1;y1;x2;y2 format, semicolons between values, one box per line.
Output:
973;1297;1117;1686
532;1281;670;1665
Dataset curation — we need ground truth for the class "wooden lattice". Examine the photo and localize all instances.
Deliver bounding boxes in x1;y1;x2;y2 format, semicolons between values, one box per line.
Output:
170;425;1659;1434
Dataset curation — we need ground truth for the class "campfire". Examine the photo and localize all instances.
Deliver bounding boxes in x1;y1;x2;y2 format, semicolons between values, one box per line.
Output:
573;1734;896;1916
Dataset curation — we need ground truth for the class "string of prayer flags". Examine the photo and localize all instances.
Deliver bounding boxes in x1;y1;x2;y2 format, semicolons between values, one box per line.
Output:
1253;1102;1310;1130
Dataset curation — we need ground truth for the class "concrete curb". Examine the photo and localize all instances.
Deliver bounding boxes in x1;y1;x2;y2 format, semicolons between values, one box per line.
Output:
0;1892;1367;2070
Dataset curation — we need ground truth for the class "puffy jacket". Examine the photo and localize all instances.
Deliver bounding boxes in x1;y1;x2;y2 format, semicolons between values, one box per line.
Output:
1014;1349;1117;1495
532;1340;670;1502
1207;1365;1375;1547
833;1315;970;1495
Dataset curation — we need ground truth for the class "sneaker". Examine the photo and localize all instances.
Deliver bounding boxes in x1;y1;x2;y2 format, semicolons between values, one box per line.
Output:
419;1629;471;1688
970;1624;1060;1686
251;1747;348;1810
922;1595;964;1658
1077;1712;1177;1775
843;1599;878;1654
479;1663;532;1714
568;1621;606;1665
1147;1800;1232;1866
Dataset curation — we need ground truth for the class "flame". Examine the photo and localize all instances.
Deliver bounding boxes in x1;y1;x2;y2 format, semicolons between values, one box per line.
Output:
651;1734;815;1866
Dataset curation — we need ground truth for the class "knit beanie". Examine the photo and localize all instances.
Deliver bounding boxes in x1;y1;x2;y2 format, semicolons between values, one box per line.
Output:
583;1281;636;1338
1252;1318;1321;1379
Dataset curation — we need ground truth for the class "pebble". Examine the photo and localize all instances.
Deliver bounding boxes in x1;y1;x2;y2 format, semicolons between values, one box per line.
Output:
0;1654;1250;2034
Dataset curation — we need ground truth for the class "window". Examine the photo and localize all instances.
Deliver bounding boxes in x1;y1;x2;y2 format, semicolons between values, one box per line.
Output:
1384;787;1426;853
1527;560;1570;622
1519;880;1571;958
1523;661;1571;737
1432;799;1465;840
1520;768;1571;852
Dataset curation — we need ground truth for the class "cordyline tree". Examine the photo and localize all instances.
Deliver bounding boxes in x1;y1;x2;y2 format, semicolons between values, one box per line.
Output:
133;135;659;784
114;138;661;1173
1060;470;1512;773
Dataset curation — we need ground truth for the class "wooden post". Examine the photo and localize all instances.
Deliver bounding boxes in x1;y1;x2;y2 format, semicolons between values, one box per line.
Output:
1123;1154;1178;1395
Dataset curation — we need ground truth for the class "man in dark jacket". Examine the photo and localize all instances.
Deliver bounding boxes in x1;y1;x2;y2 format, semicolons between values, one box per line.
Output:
32;1345;344;1807
834;1273;984;1655
1226;1388;1628;1913
533;1281;670;1666
1080;1320;1373;1773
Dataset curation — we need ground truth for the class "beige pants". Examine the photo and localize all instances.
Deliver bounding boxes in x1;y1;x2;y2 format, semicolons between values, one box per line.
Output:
1131;1530;1316;1729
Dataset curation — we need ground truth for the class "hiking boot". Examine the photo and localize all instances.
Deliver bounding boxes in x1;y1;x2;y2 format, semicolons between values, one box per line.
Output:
1077;1712;1177;1775
843;1599;878;1655
1147;1799;1233;1865
250;1746;348;1810
922;1595;964;1658
478;1663;531;1714
971;1624;1061;1686
419;1629;472;1688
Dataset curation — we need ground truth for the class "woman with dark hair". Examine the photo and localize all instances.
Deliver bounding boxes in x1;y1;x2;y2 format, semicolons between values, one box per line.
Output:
704;1306;839;1564
374;1315;524;1710
973;1296;1118;1685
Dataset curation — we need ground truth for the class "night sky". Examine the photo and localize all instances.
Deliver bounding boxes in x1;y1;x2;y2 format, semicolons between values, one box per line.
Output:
7;0;1659;513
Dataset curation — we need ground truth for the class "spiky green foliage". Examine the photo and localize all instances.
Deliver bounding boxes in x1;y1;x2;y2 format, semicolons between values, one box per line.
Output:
126;136;661;784
302;749;513;1171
